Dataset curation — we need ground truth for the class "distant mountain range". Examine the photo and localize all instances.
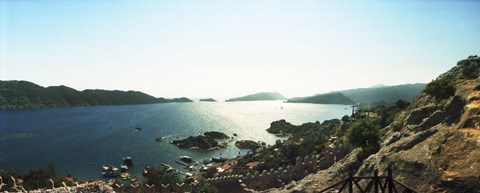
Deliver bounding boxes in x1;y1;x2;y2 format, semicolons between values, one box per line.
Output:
287;92;356;105
288;83;426;105
340;83;426;104
0;80;192;109
226;92;286;102
0;80;426;109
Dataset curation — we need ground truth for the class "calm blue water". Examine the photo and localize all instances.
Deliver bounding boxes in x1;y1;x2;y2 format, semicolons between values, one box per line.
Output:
0;101;350;180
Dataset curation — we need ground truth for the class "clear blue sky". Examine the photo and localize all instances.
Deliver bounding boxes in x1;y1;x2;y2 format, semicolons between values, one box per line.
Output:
1;0;479;99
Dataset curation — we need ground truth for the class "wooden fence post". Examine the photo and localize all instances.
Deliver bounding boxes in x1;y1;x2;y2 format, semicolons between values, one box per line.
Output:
388;168;393;193
348;172;353;193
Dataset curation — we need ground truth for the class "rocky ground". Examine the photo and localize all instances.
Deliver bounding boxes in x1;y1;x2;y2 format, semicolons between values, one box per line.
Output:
270;55;480;193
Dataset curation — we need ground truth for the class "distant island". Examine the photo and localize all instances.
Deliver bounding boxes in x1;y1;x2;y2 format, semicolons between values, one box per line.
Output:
0;80;193;109
287;92;356;105
199;98;217;102
226;92;286;102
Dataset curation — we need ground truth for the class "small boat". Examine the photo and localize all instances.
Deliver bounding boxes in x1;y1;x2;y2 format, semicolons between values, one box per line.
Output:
102;169;119;178
120;165;129;172
134;127;143;131
211;157;227;163
101;165;111;171
180;156;193;163
155;136;163;141
123;157;133;166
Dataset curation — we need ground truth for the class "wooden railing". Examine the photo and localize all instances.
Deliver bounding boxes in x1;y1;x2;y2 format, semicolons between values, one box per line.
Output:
318;169;417;193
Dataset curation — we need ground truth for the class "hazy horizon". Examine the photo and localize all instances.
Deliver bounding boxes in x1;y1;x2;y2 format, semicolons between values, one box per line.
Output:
1;0;479;99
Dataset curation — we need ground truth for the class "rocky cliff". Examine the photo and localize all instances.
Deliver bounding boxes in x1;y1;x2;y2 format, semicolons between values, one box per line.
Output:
272;55;480;193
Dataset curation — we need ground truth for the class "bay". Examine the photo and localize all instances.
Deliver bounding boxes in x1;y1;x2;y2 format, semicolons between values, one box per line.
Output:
0;101;350;180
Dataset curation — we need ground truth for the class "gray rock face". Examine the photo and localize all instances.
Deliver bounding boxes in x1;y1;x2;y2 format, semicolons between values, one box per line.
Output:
415;110;446;131
405;106;435;125
390;129;437;153
444;96;466;125
383;132;402;146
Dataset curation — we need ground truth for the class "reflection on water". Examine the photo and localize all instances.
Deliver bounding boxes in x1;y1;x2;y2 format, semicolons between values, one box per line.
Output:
0;101;350;180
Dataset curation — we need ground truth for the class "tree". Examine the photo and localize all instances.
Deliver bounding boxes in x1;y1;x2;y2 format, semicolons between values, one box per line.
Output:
346;119;380;153
424;78;456;102
395;99;410;109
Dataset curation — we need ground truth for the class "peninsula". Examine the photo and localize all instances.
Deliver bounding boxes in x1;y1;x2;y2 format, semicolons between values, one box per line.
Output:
226;92;286;102
0;80;193;109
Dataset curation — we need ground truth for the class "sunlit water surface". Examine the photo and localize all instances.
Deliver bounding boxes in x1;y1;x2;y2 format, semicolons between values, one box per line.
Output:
0;101;350;180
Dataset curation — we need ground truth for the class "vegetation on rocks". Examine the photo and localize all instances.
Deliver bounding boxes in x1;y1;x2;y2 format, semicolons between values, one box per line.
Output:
424;78;456;103
346;119;380;156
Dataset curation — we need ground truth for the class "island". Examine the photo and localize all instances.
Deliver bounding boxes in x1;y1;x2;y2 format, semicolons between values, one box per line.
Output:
199;98;217;102
235;140;263;151
287;92;356;105
0;80;193;109
226;92;286;102
171;131;229;150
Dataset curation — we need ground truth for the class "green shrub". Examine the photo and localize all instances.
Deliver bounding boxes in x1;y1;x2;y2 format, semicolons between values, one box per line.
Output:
346;119;380;154
424;78;456;102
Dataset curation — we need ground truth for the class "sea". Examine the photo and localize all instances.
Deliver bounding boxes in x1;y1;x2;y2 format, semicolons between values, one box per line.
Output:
0;101;351;180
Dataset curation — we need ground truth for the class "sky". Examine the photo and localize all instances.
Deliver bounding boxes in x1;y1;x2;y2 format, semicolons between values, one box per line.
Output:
1;0;479;99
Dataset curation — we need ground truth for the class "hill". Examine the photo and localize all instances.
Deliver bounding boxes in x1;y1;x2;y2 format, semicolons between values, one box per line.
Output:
199;98;217;102
340;83;426;105
225;92;286;102
0;80;193;109
272;55;480;193
287;92;356;105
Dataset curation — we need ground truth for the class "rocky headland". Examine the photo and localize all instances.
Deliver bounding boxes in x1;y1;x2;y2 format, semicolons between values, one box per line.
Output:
171;131;229;150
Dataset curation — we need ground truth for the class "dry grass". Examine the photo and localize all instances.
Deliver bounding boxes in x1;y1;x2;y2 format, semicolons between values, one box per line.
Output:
438;129;480;181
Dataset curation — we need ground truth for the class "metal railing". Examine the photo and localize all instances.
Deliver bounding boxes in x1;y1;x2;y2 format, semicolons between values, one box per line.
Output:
318;169;417;193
